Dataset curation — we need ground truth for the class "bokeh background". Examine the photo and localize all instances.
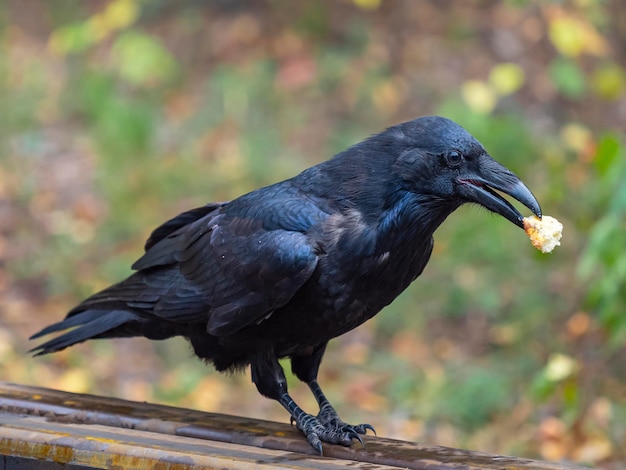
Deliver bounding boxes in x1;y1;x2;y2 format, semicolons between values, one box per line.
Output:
1;0;625;467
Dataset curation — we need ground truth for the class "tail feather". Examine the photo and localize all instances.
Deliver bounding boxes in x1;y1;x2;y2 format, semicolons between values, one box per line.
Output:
30;310;105;339
30;310;137;356
30;267;192;355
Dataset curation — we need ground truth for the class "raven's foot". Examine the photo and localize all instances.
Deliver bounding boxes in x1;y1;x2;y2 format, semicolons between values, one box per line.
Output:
292;411;364;455
317;401;376;438
307;379;376;437
281;392;368;454
287;402;375;454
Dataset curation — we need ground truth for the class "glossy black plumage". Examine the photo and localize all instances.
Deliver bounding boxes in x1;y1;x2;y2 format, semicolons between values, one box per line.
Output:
31;116;542;453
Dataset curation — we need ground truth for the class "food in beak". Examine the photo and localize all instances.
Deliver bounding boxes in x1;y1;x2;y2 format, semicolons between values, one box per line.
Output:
523;215;563;253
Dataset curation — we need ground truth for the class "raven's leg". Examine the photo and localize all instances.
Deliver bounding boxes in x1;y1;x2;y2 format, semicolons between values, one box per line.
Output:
291;342;375;439
251;348;358;454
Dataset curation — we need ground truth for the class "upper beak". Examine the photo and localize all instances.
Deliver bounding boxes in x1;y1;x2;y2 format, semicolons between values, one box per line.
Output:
456;156;542;229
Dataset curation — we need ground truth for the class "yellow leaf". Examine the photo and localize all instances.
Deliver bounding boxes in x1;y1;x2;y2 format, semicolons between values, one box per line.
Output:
461;81;497;115
48;0;139;55
103;0;139;31
591;63;626;100
560;122;592;153
85;15;110;43
489;63;525;95
56;369;91;393
353;0;381;10
544;353;578;382
573;437;613;463
549;15;609;57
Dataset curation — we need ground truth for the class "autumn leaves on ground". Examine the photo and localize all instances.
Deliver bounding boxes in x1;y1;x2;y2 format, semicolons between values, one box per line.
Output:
1;1;625;468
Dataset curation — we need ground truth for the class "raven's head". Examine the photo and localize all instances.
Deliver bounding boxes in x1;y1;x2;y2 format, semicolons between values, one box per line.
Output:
392;116;541;228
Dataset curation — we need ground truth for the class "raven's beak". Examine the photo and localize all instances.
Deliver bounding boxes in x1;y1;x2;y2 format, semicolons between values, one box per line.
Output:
456;156;542;229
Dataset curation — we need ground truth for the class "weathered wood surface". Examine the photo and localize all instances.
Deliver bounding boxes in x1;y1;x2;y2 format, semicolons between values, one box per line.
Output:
0;382;589;469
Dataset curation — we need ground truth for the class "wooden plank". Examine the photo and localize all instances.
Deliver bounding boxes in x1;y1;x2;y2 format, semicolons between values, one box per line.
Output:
0;382;589;470
0;413;396;470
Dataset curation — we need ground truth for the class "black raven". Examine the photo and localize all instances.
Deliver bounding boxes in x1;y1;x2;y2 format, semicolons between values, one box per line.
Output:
31;116;542;454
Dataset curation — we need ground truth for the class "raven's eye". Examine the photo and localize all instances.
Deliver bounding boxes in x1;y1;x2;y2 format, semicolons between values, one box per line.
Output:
445;150;463;167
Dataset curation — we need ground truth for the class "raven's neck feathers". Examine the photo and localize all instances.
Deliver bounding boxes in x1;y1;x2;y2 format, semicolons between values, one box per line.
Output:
380;190;458;237
293;131;460;254
294;131;404;220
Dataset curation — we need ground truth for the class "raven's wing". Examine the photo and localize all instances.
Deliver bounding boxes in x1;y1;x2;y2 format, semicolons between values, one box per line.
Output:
143;202;226;251
129;208;319;335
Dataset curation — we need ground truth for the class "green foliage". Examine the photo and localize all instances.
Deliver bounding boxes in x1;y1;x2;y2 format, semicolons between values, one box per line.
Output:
577;134;626;344
439;364;514;431
111;31;179;87
549;58;587;98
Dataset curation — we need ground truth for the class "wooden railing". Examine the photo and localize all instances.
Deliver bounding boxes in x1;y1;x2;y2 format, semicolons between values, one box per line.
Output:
0;382;589;469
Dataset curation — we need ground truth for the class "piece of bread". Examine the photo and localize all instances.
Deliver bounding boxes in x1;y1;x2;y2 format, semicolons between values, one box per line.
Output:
523;215;563;253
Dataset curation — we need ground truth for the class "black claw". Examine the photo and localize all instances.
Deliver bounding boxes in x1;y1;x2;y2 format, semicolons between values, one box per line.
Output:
361;423;376;435
290;416;296;427
351;431;364;447
313;440;323;456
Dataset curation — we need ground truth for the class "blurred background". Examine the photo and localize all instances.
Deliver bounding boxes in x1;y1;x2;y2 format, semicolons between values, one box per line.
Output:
0;0;625;467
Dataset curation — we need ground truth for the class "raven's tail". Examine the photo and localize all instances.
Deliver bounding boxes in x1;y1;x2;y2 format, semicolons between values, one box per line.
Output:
29;308;139;356
29;271;179;356
29;202;221;357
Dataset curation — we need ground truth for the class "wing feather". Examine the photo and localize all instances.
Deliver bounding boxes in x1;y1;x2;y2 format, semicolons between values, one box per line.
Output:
127;191;323;335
